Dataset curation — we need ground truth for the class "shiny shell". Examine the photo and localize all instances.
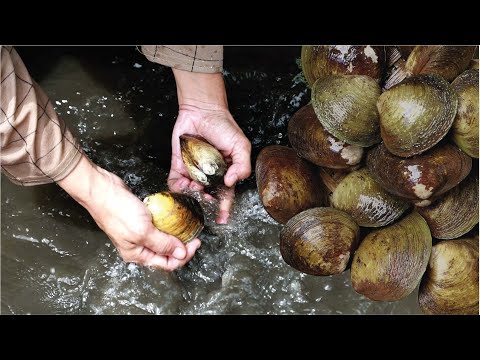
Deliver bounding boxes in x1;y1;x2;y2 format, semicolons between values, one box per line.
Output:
180;134;227;187
312;75;381;147
405;46;476;81
143;191;204;243
331;168;410;227
256;145;326;224
351;212;432;301
280;207;359;276
377;74;458;157
367;142;472;207
450;69;479;158
418;238;479;315
301;45;385;86
417;174;479;239
469;59;479;70
287;104;363;169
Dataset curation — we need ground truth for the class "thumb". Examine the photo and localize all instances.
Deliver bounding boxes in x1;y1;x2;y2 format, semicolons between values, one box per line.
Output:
144;228;188;260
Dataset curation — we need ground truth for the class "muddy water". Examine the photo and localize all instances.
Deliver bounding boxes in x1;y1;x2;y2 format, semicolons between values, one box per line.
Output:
1;46;422;314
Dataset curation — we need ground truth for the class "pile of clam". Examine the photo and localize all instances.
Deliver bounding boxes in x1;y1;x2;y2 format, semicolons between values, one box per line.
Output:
256;45;479;314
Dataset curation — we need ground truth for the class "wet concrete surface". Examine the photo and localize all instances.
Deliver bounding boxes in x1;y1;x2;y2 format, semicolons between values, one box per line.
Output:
1;46;422;314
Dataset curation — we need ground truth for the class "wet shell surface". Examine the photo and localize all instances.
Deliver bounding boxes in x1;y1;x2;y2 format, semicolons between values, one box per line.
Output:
312;74;381;147
331;168;410;227
405;46;476;81
301;45;385;86
367;142;472;207
377;74;458;157
180;134;227;186
143;191;205;243
287;104;363;169
418;238;479;315
450;69;479;158
351;212;432;301
417;174;479;239
256;145;326;224
280;207;359;276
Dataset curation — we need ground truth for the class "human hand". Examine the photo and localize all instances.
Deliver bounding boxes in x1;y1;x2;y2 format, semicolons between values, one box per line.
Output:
169;70;252;224
58;156;201;271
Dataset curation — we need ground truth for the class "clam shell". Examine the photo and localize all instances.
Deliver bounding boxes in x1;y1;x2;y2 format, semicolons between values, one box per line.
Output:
331;168;410;227
418;237;479;315
144;191;204;243
417;174;479;239
301;45;385;87
351;211;432;301
287;104;363;169
405;46;476;81
180;134;227;186
367;142;472;207
312;74;381;147
256;145;326;224
280;207;359;276
377;74;458;157
450;69;479;158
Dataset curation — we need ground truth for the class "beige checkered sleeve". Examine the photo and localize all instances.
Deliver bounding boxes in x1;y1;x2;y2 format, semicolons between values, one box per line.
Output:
141;45;223;73
1;46;83;186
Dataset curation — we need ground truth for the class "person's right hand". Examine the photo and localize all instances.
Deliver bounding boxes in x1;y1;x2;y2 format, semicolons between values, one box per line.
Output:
58;156;201;271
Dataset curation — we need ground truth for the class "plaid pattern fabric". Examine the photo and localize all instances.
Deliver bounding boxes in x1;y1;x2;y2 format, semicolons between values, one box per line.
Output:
141;45;223;73
1;45;222;186
1;46;83;186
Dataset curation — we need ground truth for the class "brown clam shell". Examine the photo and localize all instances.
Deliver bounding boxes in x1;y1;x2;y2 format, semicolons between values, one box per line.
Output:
367;142;472;207
450;69;479;158
405;46;476;81
301;45;385;86
256;145;326;224
351;211;432;301
287;104;363;169
377;74;458;157
280;207;359;276
418;237;479;315
417;174;479;239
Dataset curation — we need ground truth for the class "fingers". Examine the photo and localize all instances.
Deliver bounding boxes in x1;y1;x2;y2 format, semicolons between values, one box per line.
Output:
216;185;235;224
144;238;202;271
144;228;188;260
224;138;252;187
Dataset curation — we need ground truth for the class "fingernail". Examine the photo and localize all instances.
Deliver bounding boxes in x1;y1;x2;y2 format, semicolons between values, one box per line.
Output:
173;247;186;260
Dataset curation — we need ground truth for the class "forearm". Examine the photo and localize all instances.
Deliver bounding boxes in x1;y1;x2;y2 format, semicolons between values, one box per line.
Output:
172;69;228;111
1;46;82;185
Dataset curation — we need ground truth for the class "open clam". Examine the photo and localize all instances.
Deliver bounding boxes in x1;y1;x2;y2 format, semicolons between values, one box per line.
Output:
180;134;227;187
143;191;204;243
331;168;410;227
418;237;479;315
301;45;385;87
312;74;381;147
256;145;326;224
280;207;359;276
367;142;472;207
417;174;478;239
351;211;432;301
450;69;479;158
287;104;363;169
377;74;458;157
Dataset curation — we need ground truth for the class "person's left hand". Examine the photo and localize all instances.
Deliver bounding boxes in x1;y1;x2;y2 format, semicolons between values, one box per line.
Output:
168;105;252;224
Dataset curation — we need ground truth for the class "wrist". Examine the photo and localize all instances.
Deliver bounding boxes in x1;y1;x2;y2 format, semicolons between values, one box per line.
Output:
173;69;229;111
57;155;108;209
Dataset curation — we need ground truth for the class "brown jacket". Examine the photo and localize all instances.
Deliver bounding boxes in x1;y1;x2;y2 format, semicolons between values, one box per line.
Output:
0;45;223;185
